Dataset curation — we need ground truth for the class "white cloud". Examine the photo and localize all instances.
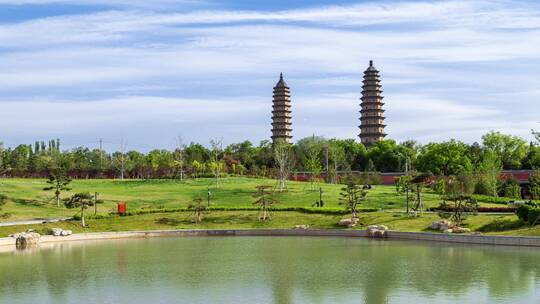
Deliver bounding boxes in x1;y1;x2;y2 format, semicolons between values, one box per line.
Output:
0;0;539;146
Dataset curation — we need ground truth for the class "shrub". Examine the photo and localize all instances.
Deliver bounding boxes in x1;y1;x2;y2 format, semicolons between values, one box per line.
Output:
478;219;525;232
474;177;493;196
516;205;531;222
528;208;540;225
500;177;521;199
433;178;446;195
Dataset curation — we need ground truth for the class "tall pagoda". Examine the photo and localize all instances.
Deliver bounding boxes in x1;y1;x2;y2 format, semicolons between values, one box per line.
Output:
359;60;387;147
271;73;293;144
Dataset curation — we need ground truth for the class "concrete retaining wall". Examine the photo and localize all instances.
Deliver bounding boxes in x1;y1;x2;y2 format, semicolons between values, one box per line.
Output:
387;231;540;247
1;229;540;249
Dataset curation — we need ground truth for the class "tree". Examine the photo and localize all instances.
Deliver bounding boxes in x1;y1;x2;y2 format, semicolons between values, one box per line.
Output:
395;175;414;213
327;140;345;184
416;140;472;175
441;175;478;227
529;170;540;200
304;141;322;190
64;192;95;227
113;140;128;180
476;151;502;197
273;139;293;192
187;198;207;223
482;131;527;169
43;169;72;208
174;135;186;181
210;138;223;187
339;181;367;219
252;185;279;221
410;172;433;216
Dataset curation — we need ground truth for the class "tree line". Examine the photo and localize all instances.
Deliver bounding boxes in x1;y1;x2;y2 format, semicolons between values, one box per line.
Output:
1;131;539;180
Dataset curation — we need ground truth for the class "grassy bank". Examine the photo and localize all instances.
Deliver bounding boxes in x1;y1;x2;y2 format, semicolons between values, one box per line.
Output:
0;210;527;237
0;177;506;220
0;177;534;237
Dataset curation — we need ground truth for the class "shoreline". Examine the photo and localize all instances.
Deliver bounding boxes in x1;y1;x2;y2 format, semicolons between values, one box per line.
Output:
2;228;540;248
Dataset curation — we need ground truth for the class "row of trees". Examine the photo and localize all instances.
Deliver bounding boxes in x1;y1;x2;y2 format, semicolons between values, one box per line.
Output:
1;131;539;179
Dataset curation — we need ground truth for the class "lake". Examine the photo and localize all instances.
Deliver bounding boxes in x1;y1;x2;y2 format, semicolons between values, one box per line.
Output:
1;236;539;303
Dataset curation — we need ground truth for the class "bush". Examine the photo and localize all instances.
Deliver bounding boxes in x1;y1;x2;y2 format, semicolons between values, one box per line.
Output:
474;177;494;196
500;178;521;199
516;205;531;222
528;208;540;225
433;178;445;195
478;219;525;232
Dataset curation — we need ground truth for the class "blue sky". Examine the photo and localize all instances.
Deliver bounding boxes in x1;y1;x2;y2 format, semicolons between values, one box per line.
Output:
0;0;539;151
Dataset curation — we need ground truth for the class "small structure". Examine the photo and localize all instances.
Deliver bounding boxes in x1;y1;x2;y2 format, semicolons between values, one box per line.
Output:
271;73;293;144
359;60;387;147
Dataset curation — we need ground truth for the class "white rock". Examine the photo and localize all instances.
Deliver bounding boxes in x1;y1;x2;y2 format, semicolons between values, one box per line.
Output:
60;230;72;236
51;228;63;236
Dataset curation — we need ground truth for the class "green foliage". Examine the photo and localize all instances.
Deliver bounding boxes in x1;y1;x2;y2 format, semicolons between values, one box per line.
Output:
252;185;279;220
187;198;207;223
440;174;479;227
529;170;540;199
416;140;472;175
482;131;527;169
516;205;531;222
433;178;446;195
339;181;367;218
500;178;522;199
64;192;95;209
43;169;72;207
0;194;7;207
528;208;540;225
395;175;412;194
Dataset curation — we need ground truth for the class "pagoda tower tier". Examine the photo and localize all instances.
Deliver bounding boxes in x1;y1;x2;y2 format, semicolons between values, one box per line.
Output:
359;60;387;147
271;73;293;144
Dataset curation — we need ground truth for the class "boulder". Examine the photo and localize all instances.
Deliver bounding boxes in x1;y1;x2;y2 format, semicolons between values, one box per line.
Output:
366;225;388;238
60;230;72;236
430;220;454;231
452;227;471;234
50;228;63;236
293;225;309;230
14;232;40;249
339;218;359;228
443;229;453;234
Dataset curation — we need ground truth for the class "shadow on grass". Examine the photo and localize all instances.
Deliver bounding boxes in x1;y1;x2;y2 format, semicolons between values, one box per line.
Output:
478;219;526;232
13;198;47;207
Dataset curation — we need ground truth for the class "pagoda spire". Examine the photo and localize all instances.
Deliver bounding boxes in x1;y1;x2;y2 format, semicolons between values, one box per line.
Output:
359;60;387;147
271;73;292;144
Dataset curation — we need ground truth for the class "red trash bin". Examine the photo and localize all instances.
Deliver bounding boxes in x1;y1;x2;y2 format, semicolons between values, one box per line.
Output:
118;202;127;215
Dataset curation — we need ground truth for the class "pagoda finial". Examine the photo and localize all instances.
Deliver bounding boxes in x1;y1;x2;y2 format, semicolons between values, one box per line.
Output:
369;60;373;67
280;72;283;80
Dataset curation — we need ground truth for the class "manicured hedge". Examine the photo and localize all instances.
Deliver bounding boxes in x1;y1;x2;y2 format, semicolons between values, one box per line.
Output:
103;206;380;217
516;204;540;225
429;206;516;213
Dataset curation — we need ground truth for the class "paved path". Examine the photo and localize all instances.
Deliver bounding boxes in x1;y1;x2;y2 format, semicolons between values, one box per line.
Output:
0;217;72;227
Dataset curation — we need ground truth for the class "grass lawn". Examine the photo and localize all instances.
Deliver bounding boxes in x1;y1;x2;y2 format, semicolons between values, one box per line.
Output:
0;177;534;237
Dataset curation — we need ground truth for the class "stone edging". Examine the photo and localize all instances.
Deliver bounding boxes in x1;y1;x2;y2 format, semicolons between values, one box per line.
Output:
1;229;540;248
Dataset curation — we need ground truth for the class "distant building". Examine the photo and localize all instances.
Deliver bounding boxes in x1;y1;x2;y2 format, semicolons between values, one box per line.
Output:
359;60;387;147
271;73;293;144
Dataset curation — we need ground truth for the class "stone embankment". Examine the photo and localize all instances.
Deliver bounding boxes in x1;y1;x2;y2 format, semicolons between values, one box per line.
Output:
1;228;540;248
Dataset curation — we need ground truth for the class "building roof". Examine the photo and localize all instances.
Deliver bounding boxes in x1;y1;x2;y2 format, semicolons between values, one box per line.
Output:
275;72;289;88
365;60;379;72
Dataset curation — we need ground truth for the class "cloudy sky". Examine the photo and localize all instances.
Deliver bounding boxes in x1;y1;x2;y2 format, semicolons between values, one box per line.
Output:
0;0;539;151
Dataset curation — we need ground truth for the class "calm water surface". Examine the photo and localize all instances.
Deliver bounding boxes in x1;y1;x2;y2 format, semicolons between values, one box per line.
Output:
1;236;540;303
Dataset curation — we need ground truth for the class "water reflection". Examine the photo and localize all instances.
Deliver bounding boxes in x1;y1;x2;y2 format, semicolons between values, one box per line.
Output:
1;237;540;303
